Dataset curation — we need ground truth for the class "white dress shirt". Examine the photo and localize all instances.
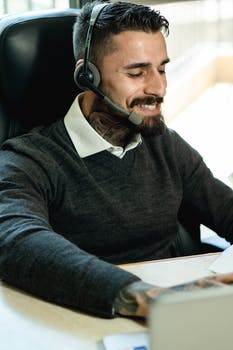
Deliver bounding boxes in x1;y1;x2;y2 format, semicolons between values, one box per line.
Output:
64;94;141;159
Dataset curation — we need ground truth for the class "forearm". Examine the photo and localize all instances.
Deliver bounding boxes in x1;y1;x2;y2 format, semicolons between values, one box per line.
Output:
1;230;139;318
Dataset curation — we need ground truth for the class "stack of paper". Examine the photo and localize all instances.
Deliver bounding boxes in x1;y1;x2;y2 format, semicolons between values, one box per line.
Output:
208;245;233;274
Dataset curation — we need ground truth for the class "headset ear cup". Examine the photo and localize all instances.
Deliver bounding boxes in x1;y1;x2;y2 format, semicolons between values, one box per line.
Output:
74;62;101;90
74;64;84;89
88;62;101;87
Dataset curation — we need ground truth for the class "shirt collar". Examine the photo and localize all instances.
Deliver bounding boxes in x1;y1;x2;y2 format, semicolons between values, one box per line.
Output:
64;94;141;158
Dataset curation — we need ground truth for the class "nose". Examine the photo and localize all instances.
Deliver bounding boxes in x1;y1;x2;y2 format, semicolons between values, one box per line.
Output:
144;70;167;97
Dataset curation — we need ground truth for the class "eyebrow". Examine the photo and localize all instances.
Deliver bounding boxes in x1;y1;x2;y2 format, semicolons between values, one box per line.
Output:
123;58;170;70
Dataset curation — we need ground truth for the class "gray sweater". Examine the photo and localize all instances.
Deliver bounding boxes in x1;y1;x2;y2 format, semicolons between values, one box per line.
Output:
0;120;232;317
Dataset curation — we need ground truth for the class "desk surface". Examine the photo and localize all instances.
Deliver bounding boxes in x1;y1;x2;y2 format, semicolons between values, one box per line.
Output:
0;253;218;350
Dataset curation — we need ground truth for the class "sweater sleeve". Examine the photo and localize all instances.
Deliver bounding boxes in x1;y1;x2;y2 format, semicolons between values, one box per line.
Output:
172;130;233;243
0;141;140;318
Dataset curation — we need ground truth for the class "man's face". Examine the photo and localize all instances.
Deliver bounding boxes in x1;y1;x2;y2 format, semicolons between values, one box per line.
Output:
99;30;169;135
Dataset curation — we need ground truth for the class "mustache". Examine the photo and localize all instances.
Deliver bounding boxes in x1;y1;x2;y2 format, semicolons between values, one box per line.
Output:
130;96;163;108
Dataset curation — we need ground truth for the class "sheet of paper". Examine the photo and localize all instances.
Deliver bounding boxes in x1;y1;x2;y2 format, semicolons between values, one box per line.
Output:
208;245;233;274
99;331;148;350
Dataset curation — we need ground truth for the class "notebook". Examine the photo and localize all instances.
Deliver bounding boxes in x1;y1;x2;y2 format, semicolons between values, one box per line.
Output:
99;286;233;350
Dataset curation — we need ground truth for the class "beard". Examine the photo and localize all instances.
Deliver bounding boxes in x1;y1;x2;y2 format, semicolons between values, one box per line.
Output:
88;92;167;146
101;93;167;137
127;95;166;137
132;111;166;137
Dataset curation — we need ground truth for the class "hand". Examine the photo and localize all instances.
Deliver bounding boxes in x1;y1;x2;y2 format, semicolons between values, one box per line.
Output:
113;273;233;318
113;281;167;318
212;272;233;284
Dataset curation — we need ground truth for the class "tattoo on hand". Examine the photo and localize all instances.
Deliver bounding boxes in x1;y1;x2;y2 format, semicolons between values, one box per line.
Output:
170;277;226;293
113;276;229;318
113;281;167;318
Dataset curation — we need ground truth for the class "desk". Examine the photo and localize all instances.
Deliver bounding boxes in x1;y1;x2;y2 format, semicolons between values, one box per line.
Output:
0;253;218;350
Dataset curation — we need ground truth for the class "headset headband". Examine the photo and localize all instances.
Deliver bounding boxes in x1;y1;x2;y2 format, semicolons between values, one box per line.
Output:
83;3;108;75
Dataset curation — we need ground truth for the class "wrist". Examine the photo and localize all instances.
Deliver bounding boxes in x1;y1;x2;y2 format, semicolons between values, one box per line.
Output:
113;281;166;318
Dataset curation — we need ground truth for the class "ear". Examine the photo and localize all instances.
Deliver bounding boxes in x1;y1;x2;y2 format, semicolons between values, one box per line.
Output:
75;59;84;69
73;59;85;89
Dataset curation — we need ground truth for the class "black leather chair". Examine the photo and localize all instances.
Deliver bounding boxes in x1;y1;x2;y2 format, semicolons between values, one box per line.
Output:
0;9;80;144
176;202;228;256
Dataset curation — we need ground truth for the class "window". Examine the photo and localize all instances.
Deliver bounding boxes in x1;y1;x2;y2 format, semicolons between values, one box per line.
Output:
0;0;70;15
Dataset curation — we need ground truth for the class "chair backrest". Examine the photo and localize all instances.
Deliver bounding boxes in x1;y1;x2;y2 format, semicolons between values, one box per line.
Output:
0;9;80;145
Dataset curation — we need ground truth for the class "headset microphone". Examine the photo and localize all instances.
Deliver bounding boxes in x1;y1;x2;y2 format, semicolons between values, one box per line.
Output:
73;3;142;126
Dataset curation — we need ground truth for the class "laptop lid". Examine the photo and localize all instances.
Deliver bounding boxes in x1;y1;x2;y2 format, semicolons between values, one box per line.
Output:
148;286;233;350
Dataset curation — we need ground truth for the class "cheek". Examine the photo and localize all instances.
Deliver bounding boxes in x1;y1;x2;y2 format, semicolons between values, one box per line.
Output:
102;77;141;106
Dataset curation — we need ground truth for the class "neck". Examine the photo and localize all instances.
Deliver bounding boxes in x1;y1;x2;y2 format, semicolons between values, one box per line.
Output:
81;92;135;147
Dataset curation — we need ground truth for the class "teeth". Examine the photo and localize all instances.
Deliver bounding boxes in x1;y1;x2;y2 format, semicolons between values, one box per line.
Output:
141;104;156;110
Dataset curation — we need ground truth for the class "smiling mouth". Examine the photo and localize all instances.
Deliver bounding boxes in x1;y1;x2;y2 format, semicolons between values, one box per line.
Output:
130;97;163;112
140;104;157;110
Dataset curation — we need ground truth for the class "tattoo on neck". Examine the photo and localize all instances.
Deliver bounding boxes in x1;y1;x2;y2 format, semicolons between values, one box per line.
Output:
86;99;135;147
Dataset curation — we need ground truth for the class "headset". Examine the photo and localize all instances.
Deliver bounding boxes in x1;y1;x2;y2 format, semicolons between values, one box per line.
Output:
73;3;142;126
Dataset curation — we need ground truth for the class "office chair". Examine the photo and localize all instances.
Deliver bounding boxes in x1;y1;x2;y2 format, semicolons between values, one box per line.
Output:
176;205;227;256
0;8;80;145
0;8;226;257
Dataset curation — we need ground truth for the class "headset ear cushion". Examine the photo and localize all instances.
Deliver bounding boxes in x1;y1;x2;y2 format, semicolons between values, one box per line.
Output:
74;62;101;90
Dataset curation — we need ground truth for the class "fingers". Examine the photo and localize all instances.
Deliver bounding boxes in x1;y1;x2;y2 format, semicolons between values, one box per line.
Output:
213;272;233;284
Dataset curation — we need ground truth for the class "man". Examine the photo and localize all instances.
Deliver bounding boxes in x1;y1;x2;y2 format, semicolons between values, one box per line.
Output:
0;1;233;319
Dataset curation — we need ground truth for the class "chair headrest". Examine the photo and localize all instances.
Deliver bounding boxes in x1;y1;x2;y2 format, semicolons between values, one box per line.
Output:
0;9;80;143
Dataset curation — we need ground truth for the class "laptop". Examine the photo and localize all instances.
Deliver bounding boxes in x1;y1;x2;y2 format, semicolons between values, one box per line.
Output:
99;286;233;350
149;286;233;350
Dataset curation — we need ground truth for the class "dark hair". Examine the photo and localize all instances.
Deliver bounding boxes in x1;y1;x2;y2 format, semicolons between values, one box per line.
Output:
73;1;169;65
